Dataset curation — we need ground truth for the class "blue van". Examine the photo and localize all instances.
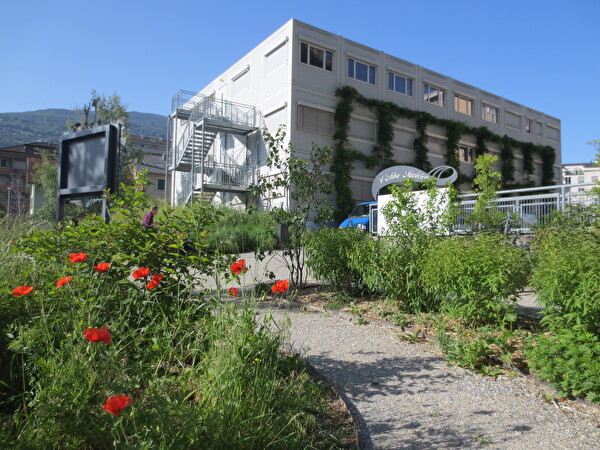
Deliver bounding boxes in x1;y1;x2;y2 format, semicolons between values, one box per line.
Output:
339;201;378;232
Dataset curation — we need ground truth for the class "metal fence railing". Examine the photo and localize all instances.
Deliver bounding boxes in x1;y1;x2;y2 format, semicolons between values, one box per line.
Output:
454;183;599;233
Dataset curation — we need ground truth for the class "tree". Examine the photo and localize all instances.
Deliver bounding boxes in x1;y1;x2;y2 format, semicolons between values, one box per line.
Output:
468;154;506;232
31;150;58;222
71;90;145;183
251;127;333;288
587;140;600;165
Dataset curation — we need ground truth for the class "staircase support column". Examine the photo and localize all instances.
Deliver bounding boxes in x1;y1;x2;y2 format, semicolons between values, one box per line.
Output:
190;121;195;206
200;119;205;195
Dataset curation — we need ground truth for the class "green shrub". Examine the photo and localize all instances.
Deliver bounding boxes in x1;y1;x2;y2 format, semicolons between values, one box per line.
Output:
353;178;458;313
437;325;529;376
305;227;370;294
206;208;278;254
530;224;600;333
436;328;499;375
351;237;440;313
421;235;530;326
526;327;600;402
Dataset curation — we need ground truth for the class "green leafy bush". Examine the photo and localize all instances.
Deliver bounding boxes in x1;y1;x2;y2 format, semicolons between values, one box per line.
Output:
530;223;600;333
436;328;499;374
353;178;458;313
422;235;530;326
437;325;529;375
305;227;371;294
526;328;600;402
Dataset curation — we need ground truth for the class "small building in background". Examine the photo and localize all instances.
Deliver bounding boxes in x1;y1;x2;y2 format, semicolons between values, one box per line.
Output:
131;134;171;200
562;163;600;193
0;142;57;216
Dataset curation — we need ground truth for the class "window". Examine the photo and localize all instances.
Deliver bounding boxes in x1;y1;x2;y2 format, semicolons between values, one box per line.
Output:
423;84;445;106
157;178;166;191
525;119;532;133
0;159;8;168
481;104;499;123
578;176;585;184
297;105;334;135
457;145;475;164
454;94;473;115
300;42;333;72
388;72;412;96
592;176;599;182
564;177;571;185
348;58;376;84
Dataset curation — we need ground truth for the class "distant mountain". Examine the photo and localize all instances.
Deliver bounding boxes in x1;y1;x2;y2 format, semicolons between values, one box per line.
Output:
0;109;167;148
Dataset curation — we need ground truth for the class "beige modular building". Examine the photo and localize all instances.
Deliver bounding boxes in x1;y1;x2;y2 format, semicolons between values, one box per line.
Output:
168;19;562;219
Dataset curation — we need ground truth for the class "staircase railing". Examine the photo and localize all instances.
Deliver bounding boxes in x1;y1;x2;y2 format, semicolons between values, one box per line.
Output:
172;95;258;170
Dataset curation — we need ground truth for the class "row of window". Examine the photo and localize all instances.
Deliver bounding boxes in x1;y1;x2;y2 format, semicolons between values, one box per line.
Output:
300;41;511;125
564;176;599;184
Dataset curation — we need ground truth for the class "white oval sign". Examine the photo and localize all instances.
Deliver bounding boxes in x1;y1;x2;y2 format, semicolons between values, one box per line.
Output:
371;165;458;199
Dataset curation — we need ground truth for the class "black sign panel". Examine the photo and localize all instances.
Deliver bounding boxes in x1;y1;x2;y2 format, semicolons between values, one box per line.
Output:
57;124;119;221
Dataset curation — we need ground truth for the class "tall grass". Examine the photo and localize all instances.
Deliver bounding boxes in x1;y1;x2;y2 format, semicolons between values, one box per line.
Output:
0;217;38;282
206;207;278;254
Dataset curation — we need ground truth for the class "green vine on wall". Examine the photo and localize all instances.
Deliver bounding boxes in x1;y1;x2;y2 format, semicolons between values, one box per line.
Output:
522;143;535;179
413;113;432;171
539;146;556;186
500;136;516;187
332;86;557;222
332;87;357;223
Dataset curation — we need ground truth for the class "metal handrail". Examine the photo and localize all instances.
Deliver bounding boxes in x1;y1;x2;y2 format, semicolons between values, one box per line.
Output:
454;183;599;233
171;90;205;113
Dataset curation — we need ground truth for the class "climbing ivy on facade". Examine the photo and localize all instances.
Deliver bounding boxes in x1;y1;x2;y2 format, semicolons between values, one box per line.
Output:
332;86;557;223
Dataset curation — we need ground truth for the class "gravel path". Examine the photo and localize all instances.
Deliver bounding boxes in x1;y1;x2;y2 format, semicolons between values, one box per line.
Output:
259;304;600;449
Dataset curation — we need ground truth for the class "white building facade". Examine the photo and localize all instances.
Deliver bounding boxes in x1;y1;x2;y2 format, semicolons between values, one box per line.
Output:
563;163;600;193
168;19;562;220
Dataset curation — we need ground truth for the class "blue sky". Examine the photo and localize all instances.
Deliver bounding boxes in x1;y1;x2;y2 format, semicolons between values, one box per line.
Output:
1;0;598;163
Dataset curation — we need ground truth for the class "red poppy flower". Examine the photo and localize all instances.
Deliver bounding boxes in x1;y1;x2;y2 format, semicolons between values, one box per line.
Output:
132;267;150;279
83;326;112;344
12;285;34;297
56;276;72;288
93;262;111;273
69;252;87;263
230;259;248;274
102;395;132;416
271;280;289;293
146;273;163;290
228;287;239;297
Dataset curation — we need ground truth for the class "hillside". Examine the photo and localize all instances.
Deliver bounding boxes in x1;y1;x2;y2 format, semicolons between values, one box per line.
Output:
0;109;167;147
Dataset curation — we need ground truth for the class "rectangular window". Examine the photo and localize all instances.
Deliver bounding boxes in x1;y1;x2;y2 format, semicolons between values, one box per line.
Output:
565;177;571;185
592;175;599;182
297;105;334;135
348;58;376;84
454;94;473;115
300;42;333;71
423;83;445;106
525;119;532;133
481;104;499;123
457;145;475;164
157;178;166;191
388;72;413;96
0;159;8;168
578;176;585;183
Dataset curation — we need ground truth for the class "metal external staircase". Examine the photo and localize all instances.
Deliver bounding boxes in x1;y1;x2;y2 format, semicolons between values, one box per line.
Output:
169;91;260;204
